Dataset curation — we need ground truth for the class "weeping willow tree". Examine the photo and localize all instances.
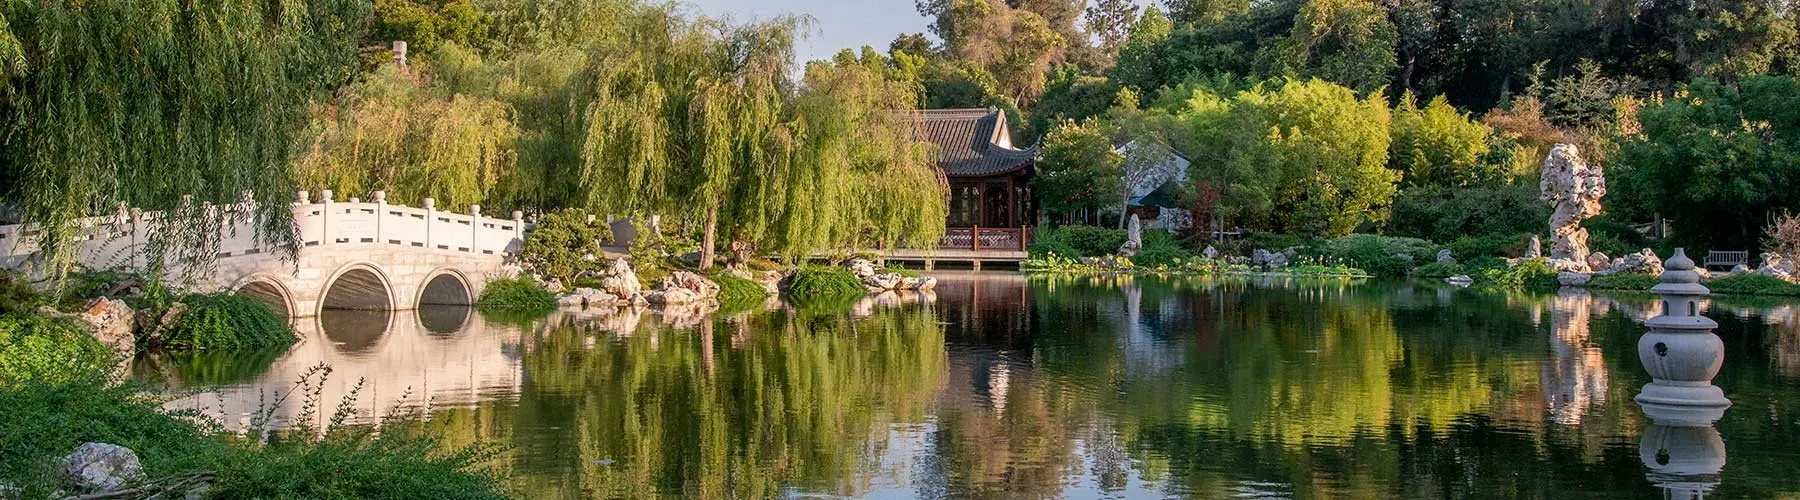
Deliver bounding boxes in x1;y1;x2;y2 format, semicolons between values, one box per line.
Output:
583;12;946;269
0;0;367;277
295;47;520;213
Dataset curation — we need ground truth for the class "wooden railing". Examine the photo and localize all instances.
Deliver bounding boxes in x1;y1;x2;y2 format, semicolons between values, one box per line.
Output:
935;226;1029;251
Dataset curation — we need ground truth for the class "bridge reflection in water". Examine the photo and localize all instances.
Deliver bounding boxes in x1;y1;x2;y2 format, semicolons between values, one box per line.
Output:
149;306;526;431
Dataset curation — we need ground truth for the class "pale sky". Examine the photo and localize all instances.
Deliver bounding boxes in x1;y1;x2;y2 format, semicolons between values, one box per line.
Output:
677;0;933;64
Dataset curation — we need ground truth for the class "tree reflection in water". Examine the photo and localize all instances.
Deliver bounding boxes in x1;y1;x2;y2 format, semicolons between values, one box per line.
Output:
135;274;1800;498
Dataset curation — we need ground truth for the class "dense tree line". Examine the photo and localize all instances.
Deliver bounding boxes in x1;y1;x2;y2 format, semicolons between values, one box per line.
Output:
0;0;948;274
898;0;1800;250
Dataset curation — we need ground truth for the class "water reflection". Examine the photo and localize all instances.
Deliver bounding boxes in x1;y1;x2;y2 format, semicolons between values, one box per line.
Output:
134;274;1800;498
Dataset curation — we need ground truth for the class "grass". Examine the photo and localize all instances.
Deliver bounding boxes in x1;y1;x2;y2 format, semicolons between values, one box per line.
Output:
476;277;557;311
0;365;508;499
1585;273;1661;291
1708;274;1800;296
713;273;771;313
156;294;296;351
784;266;866;308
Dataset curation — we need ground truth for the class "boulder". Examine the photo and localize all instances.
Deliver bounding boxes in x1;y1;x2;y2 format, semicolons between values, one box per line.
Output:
1445;275;1474;287
41;297;135;351
62;443;143;493
1540;143;1607;270
1117;215;1143;257
1525;235;1543;259
901;276;938;291
1756;252;1797;283
1544;258;1589;273
865;273;902;291
1558;272;1593;286
1251;249;1288;269
846;259;880;279
1604;249;1664;275
559;287;619;308
1730;264;1751;275
1202;246;1219;260
661;271;721;299
1436;249;1455;264
596;258;642;299
645;287;701;305
1586;252;1611;273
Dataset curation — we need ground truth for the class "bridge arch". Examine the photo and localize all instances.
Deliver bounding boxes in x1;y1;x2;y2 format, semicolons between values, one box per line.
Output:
231;274;296;320
319;262;396;315
416;268;475;307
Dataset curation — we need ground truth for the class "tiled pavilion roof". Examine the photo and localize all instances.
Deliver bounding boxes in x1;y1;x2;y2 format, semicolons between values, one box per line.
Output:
899;108;1036;177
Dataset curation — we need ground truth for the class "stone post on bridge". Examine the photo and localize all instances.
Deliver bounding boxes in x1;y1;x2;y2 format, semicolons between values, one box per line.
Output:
373;190;387;244
320;190;334;245
423;198;436;250
470;204;482;253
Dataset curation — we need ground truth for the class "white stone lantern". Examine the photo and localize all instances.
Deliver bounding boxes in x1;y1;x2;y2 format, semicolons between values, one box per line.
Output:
1635;248;1731;426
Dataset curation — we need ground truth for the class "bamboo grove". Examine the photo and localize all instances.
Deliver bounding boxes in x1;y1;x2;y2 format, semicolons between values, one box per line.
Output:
0;0;948;274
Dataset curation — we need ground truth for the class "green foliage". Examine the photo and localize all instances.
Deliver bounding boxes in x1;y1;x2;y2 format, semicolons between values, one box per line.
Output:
1411;261;1466;278
1029;225;1129;258
0;0;367;278
369;0;491;55
1443;233;1534;260
1585;273;1660;291
0;272;46;317
1707;274;1800;296
1132;229;1194;267
476;277;557;310
1036;119;1125;217
1324;234;1434;277
157;294;296;352
0;369;506;499
1617;76;1800;252
1390;92;1501;187
1478;258;1560;291
0;315;111;386
519;209;611;282
783;266;866;307
1387;185;1546;243
1258;0;1397;93
714;273;772;309
1170;79;1398;236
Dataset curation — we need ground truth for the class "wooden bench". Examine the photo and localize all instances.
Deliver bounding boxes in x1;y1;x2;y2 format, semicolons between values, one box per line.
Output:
1704;250;1750;271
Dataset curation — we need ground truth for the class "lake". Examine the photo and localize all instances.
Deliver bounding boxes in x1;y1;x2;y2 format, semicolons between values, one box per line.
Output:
134;272;1800;498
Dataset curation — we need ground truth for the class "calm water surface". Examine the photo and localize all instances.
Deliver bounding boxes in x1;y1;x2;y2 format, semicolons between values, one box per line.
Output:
134;273;1800;498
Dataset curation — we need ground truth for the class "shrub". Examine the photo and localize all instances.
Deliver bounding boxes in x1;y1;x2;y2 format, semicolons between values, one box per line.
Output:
1030;225;1127;257
476;277;556;310
1411;261;1466;278
0;272;48;316
714;273;771;306
1325;234;1435;277
1586;273;1660;291
1388;184;1546;243
784;266;866;306
1131;230;1193;267
1708;274;1800;296
0;315;112;386
159;294;296;351
1444;233;1532;259
519;209;611;283
1479;258;1560;290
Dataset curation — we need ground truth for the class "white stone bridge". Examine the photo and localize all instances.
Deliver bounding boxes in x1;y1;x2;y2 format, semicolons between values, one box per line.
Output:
0;190;530;318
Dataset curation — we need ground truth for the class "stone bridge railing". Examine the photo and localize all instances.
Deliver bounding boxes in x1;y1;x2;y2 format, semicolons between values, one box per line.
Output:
0;190;530;271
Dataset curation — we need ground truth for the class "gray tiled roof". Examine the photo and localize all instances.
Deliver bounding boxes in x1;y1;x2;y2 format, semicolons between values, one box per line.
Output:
899;108;1036;177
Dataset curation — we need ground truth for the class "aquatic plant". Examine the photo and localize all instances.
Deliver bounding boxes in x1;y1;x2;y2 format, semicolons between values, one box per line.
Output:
1584;273;1660;291
783;266;866;306
1477;258;1559;290
159;294;296;352
1708;274;1800;296
476;277;557;310
714;273;772;310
